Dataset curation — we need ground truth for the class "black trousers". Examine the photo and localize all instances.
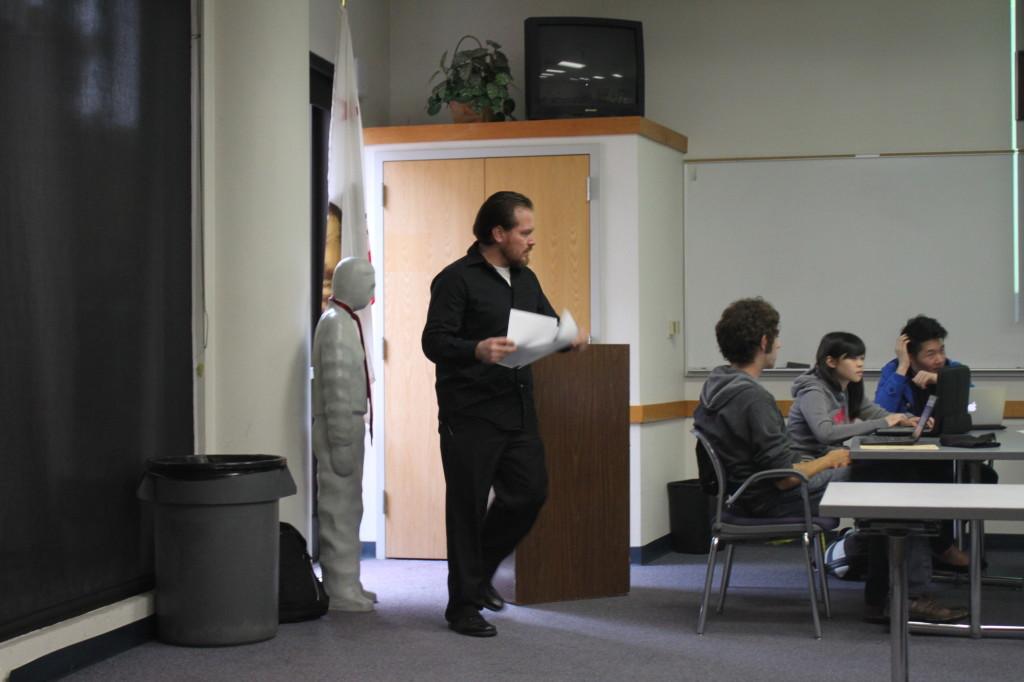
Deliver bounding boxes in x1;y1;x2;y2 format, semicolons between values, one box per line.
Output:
438;414;548;621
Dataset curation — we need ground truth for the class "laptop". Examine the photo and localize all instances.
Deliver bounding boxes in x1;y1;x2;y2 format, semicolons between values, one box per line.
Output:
969;386;1007;430
860;395;937;445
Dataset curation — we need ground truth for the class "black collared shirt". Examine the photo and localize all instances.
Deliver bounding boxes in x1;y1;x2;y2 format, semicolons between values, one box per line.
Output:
422;243;556;429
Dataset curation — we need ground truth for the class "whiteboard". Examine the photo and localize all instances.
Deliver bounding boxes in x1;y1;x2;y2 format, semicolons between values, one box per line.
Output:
683;154;1023;371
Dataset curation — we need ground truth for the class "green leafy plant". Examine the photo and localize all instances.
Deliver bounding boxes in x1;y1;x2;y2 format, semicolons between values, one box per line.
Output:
426;35;516;121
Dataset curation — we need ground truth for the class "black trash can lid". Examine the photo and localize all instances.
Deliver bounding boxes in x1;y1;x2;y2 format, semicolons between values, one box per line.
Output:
146;455;287;480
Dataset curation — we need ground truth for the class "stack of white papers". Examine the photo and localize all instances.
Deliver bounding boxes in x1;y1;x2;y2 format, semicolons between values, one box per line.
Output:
498;309;578;369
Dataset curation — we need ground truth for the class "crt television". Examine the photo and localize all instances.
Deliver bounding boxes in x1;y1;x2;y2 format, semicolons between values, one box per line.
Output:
524;17;644;120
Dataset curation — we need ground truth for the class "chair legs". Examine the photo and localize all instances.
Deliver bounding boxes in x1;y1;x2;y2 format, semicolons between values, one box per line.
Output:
698;533;826;638
814;532;832;619
697;536;720;635
716;544;735;614
801;532;823;639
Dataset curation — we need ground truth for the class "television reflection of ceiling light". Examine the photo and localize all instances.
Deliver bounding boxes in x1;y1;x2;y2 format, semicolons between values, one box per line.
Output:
557;60;585;69
593;75;605;80
611;73;623;78
545;68;565;74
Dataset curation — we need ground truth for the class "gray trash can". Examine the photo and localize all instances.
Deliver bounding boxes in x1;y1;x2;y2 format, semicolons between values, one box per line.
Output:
138;455;296;646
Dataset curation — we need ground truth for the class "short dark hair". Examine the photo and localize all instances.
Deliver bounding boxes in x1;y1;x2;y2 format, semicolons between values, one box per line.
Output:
901;315;947;356
472;191;533;244
715;297;780;365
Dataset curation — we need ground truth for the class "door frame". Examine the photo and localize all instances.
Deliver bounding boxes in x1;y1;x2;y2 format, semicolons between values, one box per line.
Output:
364;143;604;558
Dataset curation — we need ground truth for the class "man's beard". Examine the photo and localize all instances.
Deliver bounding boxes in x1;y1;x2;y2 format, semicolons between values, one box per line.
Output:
501;243;530;266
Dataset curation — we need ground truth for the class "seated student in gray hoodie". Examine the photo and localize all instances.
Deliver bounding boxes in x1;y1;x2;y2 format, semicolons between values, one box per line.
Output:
787;331;916;461
694;298;850;518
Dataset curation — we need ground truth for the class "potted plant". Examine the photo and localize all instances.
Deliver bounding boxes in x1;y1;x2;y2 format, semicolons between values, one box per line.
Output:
426;35;516;123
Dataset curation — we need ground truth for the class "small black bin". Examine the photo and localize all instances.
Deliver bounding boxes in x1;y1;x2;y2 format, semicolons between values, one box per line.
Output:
667;479;712;554
138;455;296;646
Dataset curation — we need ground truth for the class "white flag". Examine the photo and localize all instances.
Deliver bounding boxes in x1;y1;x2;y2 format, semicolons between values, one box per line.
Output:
327;5;374;382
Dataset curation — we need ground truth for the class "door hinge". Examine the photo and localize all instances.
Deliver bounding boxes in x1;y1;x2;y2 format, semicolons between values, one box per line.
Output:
586;176;593;202
382;489;389;516
382;337;388;362
381;183;387;208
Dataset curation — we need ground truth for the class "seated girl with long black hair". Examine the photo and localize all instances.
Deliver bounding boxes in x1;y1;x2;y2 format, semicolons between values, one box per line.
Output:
787;331;916;460
787;331;967;624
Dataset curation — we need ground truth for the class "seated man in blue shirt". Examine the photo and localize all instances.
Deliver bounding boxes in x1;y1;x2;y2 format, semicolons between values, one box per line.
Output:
872;315;988;572
875;315;961;414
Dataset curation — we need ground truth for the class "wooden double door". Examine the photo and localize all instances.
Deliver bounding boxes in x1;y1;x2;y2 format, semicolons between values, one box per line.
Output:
382;154;590;559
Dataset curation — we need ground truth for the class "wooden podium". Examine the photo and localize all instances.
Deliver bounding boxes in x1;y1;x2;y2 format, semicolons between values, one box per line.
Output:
493;344;630;604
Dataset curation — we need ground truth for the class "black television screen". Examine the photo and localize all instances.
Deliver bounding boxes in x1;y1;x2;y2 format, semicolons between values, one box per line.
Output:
524;17;644;120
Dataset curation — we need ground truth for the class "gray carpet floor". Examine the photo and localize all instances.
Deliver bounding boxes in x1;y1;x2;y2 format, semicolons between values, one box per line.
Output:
66;545;1024;681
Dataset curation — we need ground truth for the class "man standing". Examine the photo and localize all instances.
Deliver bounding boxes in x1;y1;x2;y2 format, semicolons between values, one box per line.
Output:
422;191;584;637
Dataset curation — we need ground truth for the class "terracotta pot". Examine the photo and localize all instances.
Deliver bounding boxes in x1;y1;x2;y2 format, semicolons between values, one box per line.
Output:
448;101;494;123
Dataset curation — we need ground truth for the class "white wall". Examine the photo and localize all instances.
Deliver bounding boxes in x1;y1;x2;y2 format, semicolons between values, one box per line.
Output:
387;0;1009;156
309;0;391;127
201;0;311;536
636;138;688;543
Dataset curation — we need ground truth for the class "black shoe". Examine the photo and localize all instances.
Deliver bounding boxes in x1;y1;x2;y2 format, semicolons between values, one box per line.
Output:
448;612;497;637
480;584;505;612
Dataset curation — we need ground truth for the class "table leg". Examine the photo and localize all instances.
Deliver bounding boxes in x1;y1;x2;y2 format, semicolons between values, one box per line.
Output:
889;534;909;682
970;518;983;638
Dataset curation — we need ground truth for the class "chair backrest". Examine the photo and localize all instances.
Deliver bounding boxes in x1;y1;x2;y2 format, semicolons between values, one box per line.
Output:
693;428;727;522
693;427;816;530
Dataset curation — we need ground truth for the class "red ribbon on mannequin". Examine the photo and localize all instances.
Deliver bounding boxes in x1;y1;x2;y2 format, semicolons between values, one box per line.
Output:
329;296;372;441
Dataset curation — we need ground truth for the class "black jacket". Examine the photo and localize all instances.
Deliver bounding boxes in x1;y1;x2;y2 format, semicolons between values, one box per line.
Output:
422;243;556;429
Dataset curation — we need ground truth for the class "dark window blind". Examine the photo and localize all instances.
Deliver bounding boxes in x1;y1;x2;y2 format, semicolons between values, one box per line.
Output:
0;0;193;640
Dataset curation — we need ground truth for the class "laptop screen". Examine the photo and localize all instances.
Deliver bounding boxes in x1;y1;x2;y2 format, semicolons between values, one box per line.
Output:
913;395;938;438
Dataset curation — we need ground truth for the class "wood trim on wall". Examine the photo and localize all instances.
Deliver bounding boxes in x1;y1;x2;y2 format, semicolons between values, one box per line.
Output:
364;116;688;154
686;149;1012;164
630;400;1024;424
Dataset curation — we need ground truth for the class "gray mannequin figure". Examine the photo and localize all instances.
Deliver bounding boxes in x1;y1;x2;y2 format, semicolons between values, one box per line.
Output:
312;257;377;612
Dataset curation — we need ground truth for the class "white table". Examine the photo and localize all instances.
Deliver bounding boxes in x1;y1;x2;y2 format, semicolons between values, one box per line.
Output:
850;429;1024;594
821;482;1024;682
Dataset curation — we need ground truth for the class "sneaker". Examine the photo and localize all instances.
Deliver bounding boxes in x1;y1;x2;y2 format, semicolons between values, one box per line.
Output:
908;596;968;623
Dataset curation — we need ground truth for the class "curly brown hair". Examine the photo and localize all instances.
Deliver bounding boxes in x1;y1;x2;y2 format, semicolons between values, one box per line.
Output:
714;297;780;365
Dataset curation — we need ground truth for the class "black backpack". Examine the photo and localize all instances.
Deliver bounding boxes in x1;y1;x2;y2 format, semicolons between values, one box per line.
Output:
279;522;329;622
